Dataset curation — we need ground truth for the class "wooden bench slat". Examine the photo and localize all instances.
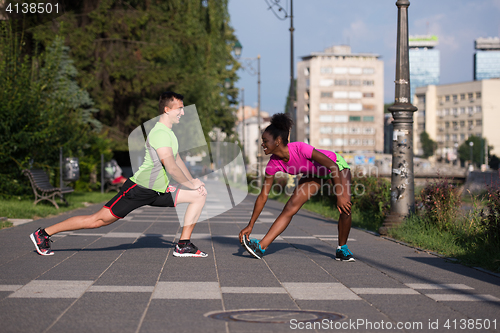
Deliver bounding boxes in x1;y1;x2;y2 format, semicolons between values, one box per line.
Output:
23;169;73;209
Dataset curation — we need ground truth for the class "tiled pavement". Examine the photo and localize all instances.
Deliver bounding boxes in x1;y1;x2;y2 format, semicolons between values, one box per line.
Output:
0;183;499;332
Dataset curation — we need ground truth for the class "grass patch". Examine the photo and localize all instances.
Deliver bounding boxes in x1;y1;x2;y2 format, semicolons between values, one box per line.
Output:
388;214;500;273
0;220;14;230
0;191;118;220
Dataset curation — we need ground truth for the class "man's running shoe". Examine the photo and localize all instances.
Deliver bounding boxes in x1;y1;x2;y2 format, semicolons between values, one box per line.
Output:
173;242;208;258
242;237;265;259
30;228;54;256
335;244;355;262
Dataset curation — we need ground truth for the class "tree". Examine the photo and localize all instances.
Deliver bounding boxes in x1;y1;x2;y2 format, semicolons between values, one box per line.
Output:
0;23;109;196
457;135;488;167
30;0;240;149
419;131;437;158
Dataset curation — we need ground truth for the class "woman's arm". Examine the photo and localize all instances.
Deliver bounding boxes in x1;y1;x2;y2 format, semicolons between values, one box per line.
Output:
311;149;352;215
239;173;275;243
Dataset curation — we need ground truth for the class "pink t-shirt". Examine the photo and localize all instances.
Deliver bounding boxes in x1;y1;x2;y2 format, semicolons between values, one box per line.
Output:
265;142;337;177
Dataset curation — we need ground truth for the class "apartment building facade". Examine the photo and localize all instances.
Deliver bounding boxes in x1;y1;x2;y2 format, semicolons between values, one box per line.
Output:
413;79;500;159
296;46;384;153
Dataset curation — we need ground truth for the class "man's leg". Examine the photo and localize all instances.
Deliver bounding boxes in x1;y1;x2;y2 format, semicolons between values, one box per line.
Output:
45;207;118;236
31;207;118;256
172;188;207;257
176;189;207;239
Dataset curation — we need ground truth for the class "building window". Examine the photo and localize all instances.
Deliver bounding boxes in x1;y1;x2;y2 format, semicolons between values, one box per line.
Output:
453;95;458;102
320;138;332;146
363;67;375;74
460;134;465;140
452;121;458;129
468;106;474;115
363;116;374;122
320;67;332;74
349;91;362;99
476;92;481;98
468;120;473;126
321;91;333;98
304;115;309;124
334;79;348;86
452;134;457;141
460;93;465;100
334;138;345;146
349;80;361;86
468;93;473;100
445;122;450;128
443;109;449;116
333;127;348;134
320;79;334;87
452;108;458;116
349;67;362;75
320;127;333;134
348;103;362;111
333;91;348;99
460;107;465;114
445;134;450;141
304;104;309;112
363;139;375;146
320;115;333;122
363;92;374;98
349;127;360;134
349;138;360;145
363;127;375;134
476;106;482;113
320;103;334;111
334;115;348;123
460;121;465;127
306;79;310;87
333;67;348;74
334;103;348;111
476;119;482;126
304;67;310;76
363;80;374;86
349;116;361;122
363;104;375;111
445;95;450;102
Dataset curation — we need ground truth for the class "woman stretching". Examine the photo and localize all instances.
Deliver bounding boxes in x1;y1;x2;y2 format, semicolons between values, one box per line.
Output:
239;113;355;261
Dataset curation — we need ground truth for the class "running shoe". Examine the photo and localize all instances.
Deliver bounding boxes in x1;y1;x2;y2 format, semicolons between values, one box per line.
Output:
173;242;208;258
335;244;355;262
30;228;54;256
242;237;265;259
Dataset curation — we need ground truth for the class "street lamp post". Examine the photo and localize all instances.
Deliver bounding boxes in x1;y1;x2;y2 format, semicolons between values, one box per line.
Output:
379;0;418;235
266;0;295;141
233;41;263;187
469;141;474;171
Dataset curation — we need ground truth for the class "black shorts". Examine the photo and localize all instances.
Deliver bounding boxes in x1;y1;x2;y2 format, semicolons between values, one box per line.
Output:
104;179;180;218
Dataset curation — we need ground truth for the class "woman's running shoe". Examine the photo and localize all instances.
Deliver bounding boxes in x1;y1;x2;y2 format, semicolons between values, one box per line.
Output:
242;237;265;259
335;244;355;262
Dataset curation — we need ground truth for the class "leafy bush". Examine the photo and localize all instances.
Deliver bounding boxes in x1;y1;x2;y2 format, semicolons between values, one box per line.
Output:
480;187;500;245
350;176;391;229
420;178;461;230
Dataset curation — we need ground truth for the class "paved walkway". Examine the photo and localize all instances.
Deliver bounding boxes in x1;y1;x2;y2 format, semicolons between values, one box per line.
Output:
0;181;499;332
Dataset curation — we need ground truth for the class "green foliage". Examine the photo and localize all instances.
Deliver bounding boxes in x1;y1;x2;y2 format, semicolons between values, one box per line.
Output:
390;186;500;273
31;0;240;149
350;176;391;230
419;131;437;158
457;135;487;167
420;178;461;231
0;22;109;197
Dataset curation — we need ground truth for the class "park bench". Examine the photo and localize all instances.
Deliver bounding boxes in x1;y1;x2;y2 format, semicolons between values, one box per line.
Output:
22;169;74;209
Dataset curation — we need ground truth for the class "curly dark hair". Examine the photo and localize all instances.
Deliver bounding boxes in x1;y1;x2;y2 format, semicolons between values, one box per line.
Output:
264;113;294;145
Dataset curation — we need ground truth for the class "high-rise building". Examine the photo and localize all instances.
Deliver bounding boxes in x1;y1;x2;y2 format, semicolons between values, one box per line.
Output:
409;35;440;103
296;46;384;153
474;37;500;81
413;79;500;160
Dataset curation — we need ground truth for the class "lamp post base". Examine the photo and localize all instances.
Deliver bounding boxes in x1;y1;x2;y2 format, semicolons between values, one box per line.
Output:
379;212;405;235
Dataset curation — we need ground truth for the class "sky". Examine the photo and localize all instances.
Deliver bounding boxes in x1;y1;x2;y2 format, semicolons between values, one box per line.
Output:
228;0;500;115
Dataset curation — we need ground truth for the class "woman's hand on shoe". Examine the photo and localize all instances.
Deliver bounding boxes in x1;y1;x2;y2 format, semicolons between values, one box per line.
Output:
239;225;253;244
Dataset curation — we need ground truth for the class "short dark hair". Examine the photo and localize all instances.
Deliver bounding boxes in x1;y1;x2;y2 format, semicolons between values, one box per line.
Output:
159;91;184;115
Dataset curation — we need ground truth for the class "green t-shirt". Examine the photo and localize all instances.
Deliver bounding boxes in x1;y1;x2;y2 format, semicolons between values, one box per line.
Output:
130;122;178;192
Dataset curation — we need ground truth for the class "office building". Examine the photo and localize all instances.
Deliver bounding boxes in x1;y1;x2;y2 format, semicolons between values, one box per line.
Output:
409;35;440;103
474;37;500;81
296;46;384;153
413;79;500;159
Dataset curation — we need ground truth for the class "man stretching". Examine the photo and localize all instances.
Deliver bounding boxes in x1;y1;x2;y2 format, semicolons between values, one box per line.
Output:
30;92;209;257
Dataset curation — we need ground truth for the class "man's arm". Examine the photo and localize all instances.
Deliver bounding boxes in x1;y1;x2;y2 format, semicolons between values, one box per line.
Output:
156;147;201;190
